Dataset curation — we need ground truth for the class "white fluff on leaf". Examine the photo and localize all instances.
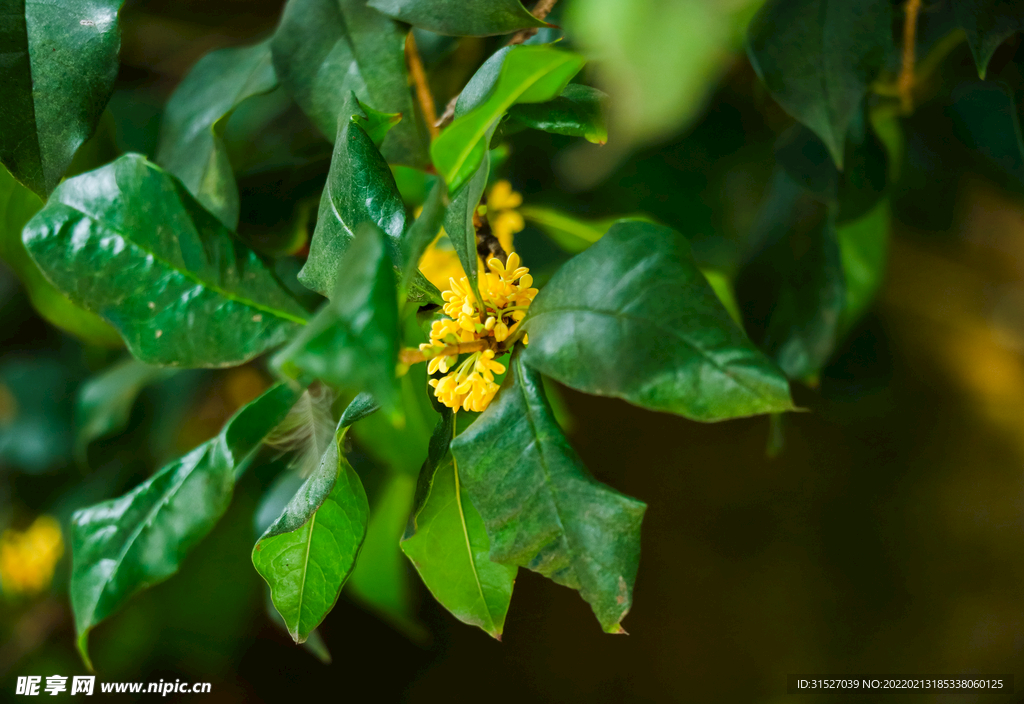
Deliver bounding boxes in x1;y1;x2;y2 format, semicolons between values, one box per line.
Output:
265;386;336;476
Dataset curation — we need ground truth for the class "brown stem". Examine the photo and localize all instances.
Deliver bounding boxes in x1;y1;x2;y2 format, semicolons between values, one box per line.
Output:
508;0;559;46
400;339;492;365
406;31;440;140
474;193;509;265
898;0;922;114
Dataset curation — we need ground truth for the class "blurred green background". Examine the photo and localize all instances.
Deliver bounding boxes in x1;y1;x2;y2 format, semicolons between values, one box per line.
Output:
4;0;1024;701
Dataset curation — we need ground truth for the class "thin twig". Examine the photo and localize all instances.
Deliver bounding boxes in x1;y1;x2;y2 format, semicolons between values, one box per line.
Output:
898;0;922;114
508;0;559;46
435;0;560;129
406;32;440;140
400;339;492;365
474;194;509;265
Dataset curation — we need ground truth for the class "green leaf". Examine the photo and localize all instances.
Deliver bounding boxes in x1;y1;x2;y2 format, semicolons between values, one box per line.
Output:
354;99;403;148
520;206;639;254
746;0;893;167
0;164;120;346
401;179;449;289
339;392;381;429
740;169;845;381
271;0;429;167
441;151;490;305
22;154;307;367
71;382;301;669
774;107;887;224
352;358;438;476
520;220;795;421
954;0;1024;79
252;417;369;643
837;199;889;334
346;471;425;639
0;0;124;197
432;45;586;193
451;354;645;633
402;411;517;637
156;39;278;229
74;358;176;462
507;84;608;144
296;94;406;298
276;223;401;418
368;0;547;36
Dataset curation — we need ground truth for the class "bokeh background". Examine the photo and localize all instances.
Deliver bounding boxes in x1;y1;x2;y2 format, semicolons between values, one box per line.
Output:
3;0;1024;701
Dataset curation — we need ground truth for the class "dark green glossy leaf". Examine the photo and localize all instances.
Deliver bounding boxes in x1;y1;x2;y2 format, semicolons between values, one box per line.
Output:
296;94;435;302
452;355;644;633
739;169;845;381
156;39;278;229
71;382;301;669
520;221;795;421
368;0;546;36
954;0;1024;78
0;0;124;197
747;0;892;167
441;151;490;304
22;154;308;367
252;416;369;643
402;179;449;289
271;0;429;167
74;358;176;462
347;471;425;639
339;392;381;429
432;46;586;192
277;223;401;417
402;411;517;637
507;84;608;144
0;164;120;346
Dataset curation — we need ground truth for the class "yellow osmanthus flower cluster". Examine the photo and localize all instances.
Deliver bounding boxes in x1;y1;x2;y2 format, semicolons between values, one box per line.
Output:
417;180;526;291
422;253;538;412
0;516;64;598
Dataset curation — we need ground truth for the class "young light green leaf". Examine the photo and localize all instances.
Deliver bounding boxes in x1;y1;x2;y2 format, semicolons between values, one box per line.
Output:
520;206;634;254
71;382;301;669
156;39;278;229
452;355;644;633
432;45;586;193
507;84;608;144
368;0;547;36
0;0;124;197
276;223;401;418
0;164;120;346
954;0;1024;79
746;0;892;168
837;199;889;334
271;0;429;167
402;411;517;638
74;358;177;462
22;154;309;367
252;417;369;643
521;220;795;421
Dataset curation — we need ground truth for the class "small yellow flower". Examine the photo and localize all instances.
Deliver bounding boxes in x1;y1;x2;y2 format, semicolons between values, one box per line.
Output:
0;516;64;598
485;180;525;254
423;253;538;412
